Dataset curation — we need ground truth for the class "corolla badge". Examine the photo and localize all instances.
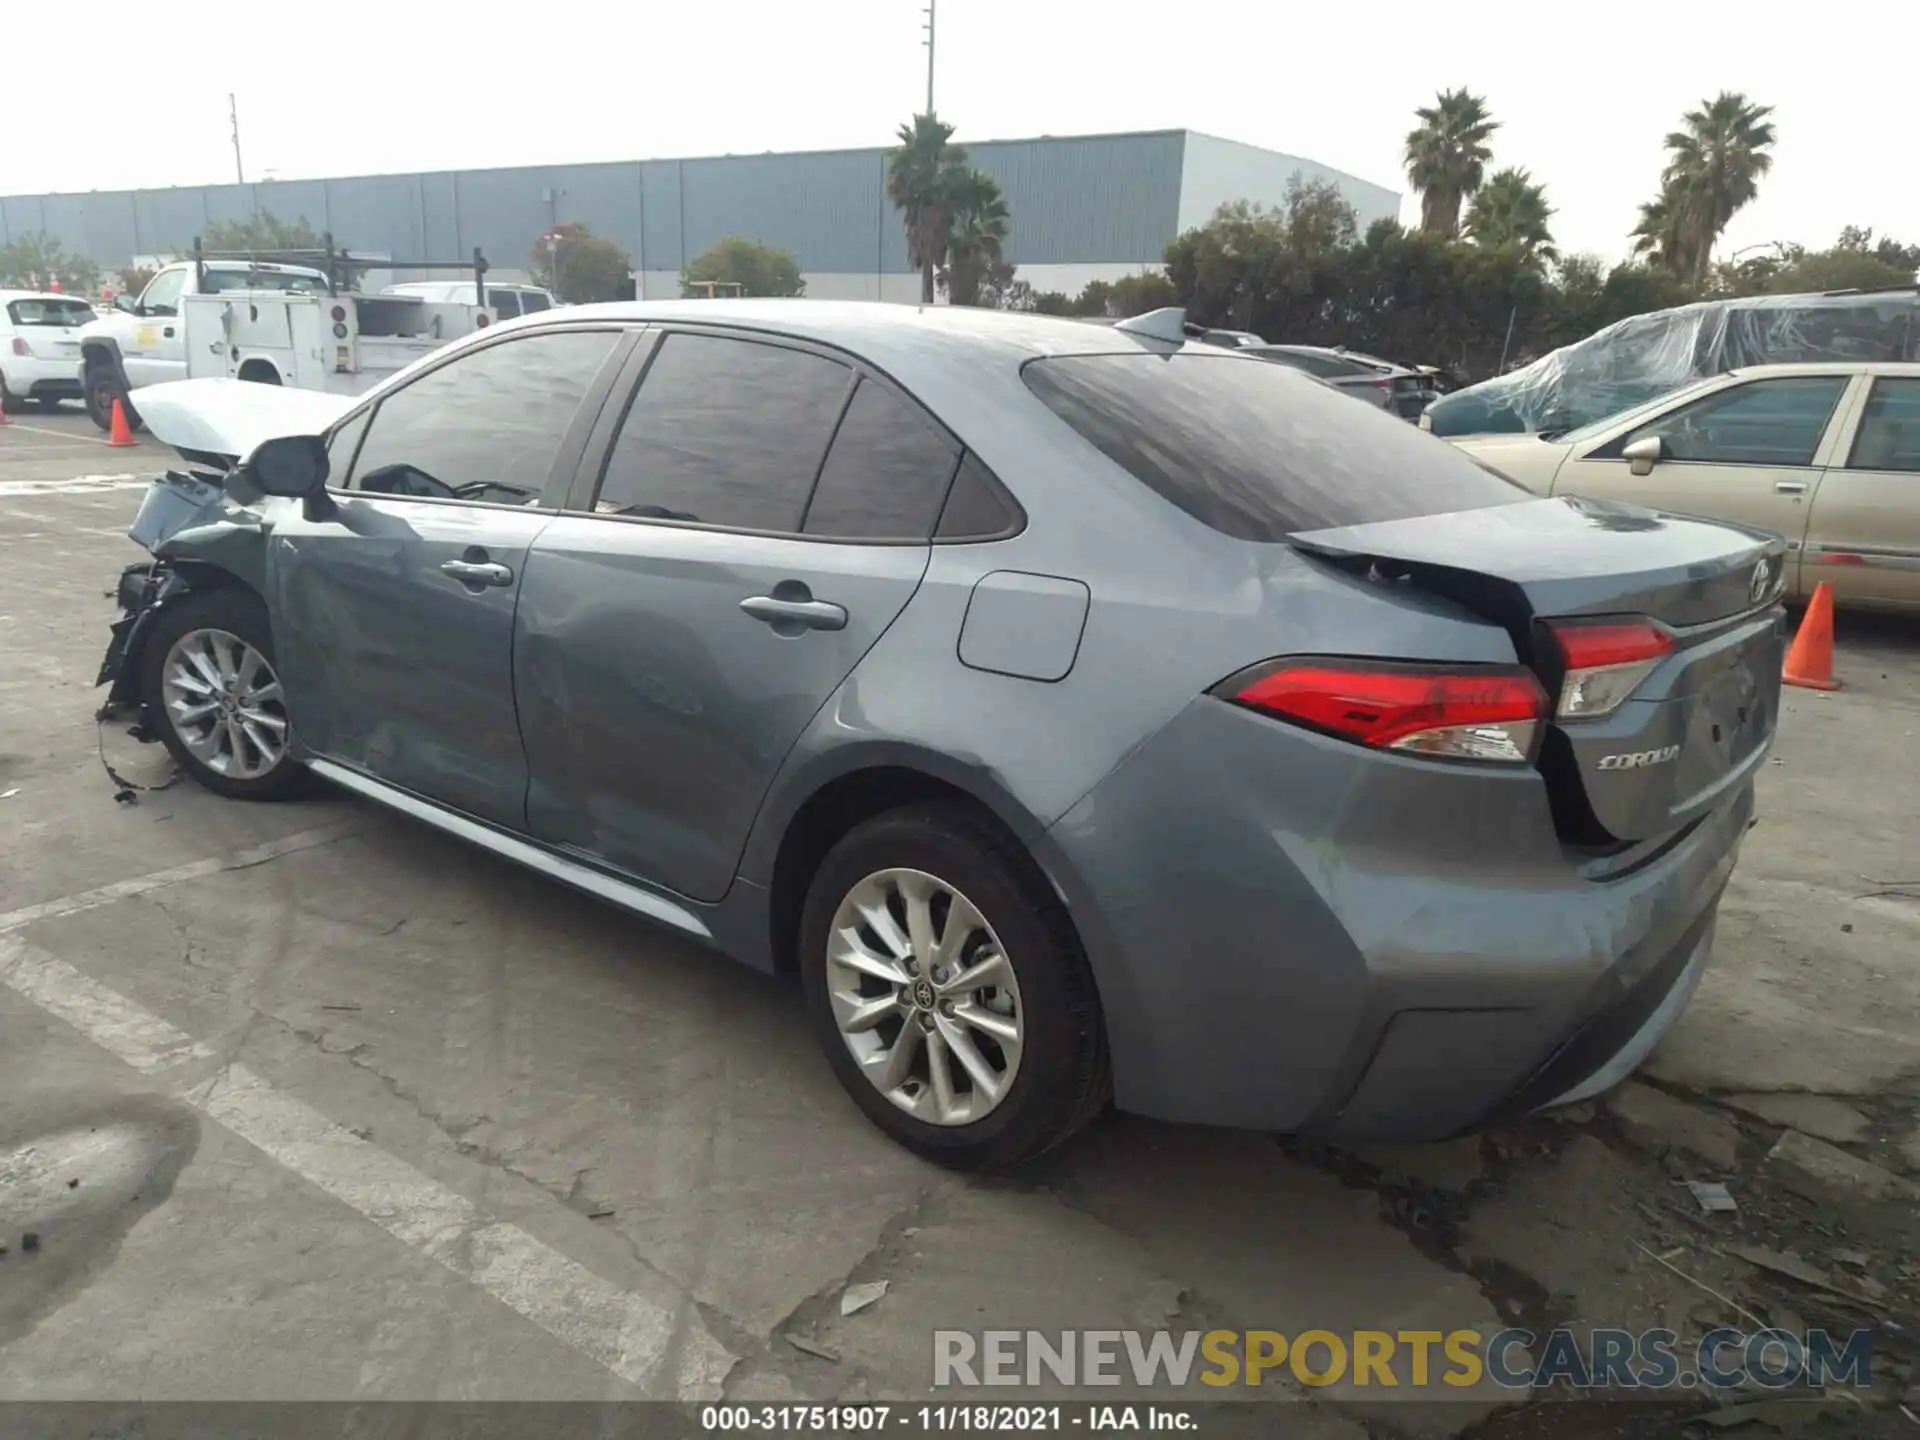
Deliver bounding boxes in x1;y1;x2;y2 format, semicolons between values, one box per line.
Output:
1597;746;1681;770
1750;558;1774;604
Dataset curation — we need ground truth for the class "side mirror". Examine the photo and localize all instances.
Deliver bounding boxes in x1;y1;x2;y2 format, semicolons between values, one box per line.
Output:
229;435;334;518
114;294;139;315
1623;435;1663;477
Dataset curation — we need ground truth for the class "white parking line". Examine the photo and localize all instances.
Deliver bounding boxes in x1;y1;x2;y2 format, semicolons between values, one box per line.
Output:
0;473;148;496
1;422;117;446
0;834;738;1399
0;822;361;935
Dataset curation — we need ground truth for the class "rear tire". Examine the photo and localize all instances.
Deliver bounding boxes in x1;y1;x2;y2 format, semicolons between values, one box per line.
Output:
799;803;1109;1168
139;588;309;801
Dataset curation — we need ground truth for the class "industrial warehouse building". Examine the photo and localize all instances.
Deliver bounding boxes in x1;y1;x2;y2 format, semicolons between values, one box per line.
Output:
0;130;1401;300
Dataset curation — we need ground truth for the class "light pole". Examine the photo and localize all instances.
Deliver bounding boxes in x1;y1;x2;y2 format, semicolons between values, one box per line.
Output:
923;0;935;113
542;186;568;298
229;93;245;186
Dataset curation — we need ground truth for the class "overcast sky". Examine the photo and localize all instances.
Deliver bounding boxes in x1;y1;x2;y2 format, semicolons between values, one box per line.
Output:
10;0;1912;266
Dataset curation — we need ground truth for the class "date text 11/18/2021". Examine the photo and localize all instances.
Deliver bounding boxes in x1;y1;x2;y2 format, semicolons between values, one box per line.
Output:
700;1405;1195;1431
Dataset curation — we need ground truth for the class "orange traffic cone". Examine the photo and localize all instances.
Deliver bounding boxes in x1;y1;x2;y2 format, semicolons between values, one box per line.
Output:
1782;581;1841;691
107;396;137;448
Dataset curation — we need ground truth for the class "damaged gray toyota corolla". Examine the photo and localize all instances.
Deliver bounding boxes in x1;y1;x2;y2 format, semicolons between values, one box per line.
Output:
96;303;1787;1168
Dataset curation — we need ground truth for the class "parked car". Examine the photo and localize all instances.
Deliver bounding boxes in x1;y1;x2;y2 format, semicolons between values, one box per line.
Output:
1450;361;1920;612
381;280;558;318
0;290;92;411
101;302;1784;1167
1425;289;1920;437
1248;344;1434;419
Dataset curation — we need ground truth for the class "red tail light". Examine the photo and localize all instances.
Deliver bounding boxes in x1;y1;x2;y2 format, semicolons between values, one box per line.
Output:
1549;621;1673;719
1220;660;1547;765
9;337;28;357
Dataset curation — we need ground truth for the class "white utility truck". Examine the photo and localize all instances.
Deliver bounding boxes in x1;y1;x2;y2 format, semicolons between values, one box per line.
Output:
78;237;501;431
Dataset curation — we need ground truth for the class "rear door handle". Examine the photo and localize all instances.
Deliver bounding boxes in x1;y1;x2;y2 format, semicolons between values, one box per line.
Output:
739;595;847;631
163;326;174;338
1774;481;1808;494
440;559;514;588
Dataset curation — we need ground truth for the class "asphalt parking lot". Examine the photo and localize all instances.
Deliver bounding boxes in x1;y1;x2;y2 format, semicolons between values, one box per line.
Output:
3;405;1918;1436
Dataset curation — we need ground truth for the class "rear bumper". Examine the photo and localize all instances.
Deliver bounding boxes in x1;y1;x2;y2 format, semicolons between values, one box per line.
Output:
1;354;84;397
1041;697;1751;1139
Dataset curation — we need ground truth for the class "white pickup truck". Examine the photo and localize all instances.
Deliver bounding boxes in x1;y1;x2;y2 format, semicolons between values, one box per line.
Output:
76;244;499;431
77;258;334;429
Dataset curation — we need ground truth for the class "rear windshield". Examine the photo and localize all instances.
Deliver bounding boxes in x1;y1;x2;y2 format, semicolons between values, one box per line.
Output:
1022;352;1527;540
202;268;332;294
7;299;94;326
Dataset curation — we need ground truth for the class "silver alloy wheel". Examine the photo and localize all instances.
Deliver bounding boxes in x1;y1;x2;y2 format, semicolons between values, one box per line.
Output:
826;867;1025;1126
160;627;289;780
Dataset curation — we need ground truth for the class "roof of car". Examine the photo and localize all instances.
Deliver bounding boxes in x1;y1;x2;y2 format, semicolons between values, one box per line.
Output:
0;289;93;302
531;299;1183;368
1719;360;1920;377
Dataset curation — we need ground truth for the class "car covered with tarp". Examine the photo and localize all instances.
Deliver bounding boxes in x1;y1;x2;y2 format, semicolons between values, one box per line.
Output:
1424;289;1920;437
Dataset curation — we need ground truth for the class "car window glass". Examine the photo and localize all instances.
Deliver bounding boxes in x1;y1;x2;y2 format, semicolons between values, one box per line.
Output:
802;378;959;540
140;268;186;315
594;333;851;530
491;291;521;319
7;298;94;326
1847;378;1920;473
1617;376;1848;466
346;329;619;502
521;291;552;313
199;269;330;295
325;409;371;482
934;453;1023;540
1023;353;1525;541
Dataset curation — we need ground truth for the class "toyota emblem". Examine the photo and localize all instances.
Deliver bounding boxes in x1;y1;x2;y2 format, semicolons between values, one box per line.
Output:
1749;558;1773;604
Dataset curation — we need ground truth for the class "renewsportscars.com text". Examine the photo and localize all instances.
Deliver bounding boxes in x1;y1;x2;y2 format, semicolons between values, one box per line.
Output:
933;1328;1875;1391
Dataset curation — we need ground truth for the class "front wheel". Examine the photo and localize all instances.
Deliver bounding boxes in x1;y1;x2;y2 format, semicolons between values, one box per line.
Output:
139;588;308;801
799;804;1109;1168
85;368;141;433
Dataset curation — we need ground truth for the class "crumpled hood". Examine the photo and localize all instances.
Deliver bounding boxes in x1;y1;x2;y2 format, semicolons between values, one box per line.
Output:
134;379;355;469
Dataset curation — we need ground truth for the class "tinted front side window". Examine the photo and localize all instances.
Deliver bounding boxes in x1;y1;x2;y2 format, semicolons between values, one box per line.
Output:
347;329;618;502
802;378;959;539
1848;378;1920;473
1023;353;1526;540
490;291;522;318
595;333;852;530
1613;376;1847;467
521;292;553;313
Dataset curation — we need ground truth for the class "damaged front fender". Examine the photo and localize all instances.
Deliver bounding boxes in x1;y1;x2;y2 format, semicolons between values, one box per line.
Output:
96;514;271;713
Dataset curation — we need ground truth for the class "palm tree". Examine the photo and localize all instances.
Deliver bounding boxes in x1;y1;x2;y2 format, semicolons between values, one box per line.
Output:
1658;92;1777;281
1403;89;1500;237
1628;186;1697;275
940;168;1011;306
1463;168;1556;262
887;113;967;303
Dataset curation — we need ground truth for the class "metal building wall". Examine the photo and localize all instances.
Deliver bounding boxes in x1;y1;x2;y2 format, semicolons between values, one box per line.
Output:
0;130;1189;282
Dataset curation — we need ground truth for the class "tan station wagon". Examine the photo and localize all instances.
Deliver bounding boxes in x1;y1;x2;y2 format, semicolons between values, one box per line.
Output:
1451;363;1920;611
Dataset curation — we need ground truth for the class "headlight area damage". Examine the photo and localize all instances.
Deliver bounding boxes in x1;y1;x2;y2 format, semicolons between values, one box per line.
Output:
93;379;337;756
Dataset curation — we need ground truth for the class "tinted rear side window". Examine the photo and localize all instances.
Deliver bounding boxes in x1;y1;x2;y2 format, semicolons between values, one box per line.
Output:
803;377;959;539
1023;353;1526;540
595;333;852;530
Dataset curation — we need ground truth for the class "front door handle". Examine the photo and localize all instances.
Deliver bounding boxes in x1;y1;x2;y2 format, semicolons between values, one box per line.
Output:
1775;480;1808;494
740;594;847;632
163;326;174;338
441;559;514;588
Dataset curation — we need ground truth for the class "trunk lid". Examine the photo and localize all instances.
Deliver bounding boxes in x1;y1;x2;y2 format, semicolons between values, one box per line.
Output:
1290;495;1786;845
